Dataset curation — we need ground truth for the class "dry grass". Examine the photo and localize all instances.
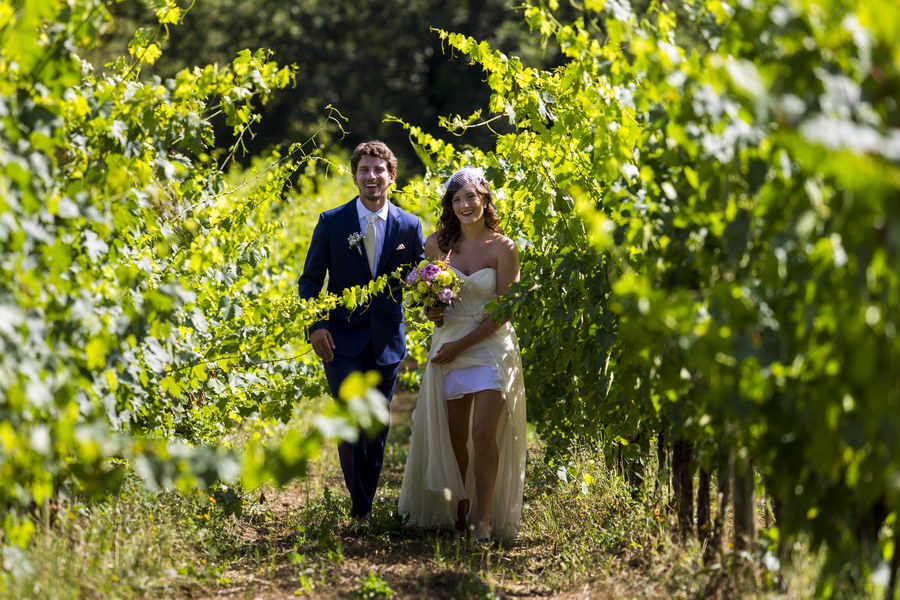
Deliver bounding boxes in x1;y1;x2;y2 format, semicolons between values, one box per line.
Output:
166;389;817;599
6;388;822;599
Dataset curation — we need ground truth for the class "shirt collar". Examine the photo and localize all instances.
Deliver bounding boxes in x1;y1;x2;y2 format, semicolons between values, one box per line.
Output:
356;197;390;222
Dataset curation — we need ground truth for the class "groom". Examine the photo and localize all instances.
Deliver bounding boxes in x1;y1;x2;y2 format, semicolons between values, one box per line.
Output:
298;140;424;526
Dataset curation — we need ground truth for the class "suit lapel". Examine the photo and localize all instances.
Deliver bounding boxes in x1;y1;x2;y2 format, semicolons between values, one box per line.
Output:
376;203;401;276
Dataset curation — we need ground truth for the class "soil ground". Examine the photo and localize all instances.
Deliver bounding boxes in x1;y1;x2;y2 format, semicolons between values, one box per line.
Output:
180;390;619;599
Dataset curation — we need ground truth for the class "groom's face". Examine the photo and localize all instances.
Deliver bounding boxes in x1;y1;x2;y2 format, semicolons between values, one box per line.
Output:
355;155;396;205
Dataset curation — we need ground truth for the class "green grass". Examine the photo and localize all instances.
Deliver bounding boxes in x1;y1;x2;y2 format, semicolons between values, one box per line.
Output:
0;475;241;599
3;393;830;599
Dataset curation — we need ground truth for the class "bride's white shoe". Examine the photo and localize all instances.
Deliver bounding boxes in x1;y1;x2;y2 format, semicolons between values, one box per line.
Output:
472;522;492;545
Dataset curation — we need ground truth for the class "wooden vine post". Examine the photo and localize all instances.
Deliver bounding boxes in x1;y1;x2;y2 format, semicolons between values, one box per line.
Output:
733;454;756;552
672;438;694;538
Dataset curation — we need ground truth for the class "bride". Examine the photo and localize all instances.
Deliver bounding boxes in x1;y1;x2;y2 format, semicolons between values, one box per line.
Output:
398;167;526;542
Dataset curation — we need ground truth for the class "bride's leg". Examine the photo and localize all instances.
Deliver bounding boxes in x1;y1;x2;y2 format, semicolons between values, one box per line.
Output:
447;394;474;525
471;389;505;537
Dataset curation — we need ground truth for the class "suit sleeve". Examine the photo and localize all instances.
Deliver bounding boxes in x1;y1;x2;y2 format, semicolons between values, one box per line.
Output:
298;213;330;334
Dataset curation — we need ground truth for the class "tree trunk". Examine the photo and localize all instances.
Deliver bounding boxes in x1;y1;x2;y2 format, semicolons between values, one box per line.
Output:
697;468;711;545
656;432;668;505
673;438;694;538
733;455;756;551
707;449;732;564
670;440;679;515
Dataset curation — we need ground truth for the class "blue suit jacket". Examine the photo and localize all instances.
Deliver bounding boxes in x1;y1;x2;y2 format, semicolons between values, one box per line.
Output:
298;198;425;365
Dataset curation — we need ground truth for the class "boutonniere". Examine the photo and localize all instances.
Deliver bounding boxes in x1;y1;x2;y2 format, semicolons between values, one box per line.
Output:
348;232;363;255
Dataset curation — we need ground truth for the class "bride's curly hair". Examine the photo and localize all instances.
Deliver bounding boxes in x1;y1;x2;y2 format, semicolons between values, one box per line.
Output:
436;171;503;254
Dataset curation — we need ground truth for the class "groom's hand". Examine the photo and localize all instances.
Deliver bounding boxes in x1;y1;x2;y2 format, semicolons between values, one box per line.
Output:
310;329;336;362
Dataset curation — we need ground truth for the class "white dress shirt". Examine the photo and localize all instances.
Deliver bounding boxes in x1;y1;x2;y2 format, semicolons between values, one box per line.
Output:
356;198;389;273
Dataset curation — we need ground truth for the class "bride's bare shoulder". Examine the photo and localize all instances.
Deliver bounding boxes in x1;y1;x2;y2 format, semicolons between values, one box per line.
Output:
425;232;448;260
489;234;517;256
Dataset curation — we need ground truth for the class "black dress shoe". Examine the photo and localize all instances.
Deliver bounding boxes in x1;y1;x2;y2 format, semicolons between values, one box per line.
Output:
347;514;371;535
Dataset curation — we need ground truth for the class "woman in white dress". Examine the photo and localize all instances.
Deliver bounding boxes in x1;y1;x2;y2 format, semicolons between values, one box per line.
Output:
398;167;526;542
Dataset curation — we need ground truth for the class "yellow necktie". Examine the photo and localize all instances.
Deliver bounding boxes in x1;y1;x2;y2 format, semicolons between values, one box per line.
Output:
364;214;377;276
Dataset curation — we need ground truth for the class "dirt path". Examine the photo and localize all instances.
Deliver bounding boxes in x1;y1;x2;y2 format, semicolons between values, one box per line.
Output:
175;385;742;600
183;389;581;600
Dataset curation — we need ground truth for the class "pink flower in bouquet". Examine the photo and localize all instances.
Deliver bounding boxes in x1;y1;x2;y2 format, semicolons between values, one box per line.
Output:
420;263;440;282
437;288;455;303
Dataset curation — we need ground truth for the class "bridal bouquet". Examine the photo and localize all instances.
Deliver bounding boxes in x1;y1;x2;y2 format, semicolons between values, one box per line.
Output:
405;259;461;327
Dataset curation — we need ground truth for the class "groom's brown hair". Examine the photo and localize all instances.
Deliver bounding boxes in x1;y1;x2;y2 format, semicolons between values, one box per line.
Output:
351;141;398;176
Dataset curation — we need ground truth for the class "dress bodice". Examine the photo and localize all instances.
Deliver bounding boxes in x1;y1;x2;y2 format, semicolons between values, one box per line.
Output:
444;267;496;320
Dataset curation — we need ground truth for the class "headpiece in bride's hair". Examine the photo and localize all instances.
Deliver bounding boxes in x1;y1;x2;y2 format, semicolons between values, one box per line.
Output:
443;166;487;193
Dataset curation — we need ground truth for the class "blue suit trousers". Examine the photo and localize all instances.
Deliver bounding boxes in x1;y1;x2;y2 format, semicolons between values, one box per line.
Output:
323;341;400;518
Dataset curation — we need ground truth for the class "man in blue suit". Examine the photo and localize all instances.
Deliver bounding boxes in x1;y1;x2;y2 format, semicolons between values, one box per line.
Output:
298;141;424;527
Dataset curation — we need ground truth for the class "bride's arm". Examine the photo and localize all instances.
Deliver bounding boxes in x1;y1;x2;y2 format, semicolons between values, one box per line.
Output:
431;238;520;364
424;233;444;261
494;236;520;296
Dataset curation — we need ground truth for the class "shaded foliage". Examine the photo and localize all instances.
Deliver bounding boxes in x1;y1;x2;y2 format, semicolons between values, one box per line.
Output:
93;0;569;178
0;0;392;561
399;0;900;594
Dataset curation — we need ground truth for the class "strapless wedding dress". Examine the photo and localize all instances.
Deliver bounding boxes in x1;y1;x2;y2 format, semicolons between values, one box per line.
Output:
398;267;526;539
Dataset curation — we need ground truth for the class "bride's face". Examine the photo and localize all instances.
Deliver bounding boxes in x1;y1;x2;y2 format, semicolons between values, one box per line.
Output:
451;184;485;226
